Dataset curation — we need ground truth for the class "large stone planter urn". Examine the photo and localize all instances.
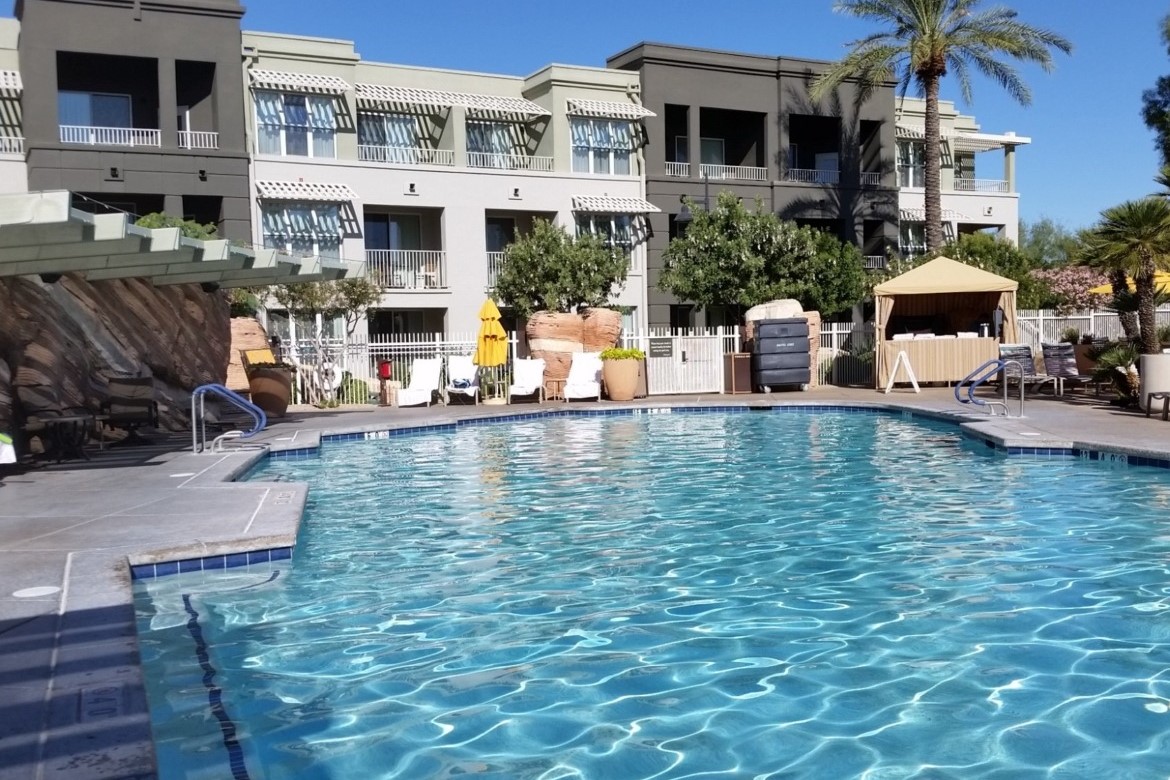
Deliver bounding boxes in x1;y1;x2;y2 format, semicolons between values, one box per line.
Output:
602;357;641;401
247;367;293;417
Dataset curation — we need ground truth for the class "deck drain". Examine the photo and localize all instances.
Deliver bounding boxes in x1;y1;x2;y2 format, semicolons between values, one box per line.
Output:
13;586;61;598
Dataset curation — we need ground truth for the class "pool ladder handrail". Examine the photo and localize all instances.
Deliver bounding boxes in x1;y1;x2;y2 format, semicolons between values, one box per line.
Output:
191;383;267;453
954;358;1025;418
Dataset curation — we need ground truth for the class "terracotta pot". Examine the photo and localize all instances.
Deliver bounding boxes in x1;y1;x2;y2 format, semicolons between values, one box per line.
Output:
602;358;640;401
247;367;292;417
1073;344;1097;374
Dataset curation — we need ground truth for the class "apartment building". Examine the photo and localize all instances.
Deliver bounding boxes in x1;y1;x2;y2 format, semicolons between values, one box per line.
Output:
0;17;23;193
13;0;252;241
607;43;900;328
894;97;1029;256
242;32;656;338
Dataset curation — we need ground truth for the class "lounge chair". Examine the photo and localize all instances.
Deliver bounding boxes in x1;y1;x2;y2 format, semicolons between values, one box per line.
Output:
445;355;480;405
509;358;546;404
999;344;1060;396
102;375;159;444
563;352;602;402
1041;343;1099;395
397;357;443;407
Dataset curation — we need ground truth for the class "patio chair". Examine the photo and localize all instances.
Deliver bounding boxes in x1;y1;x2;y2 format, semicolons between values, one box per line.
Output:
998;344;1060;396
563;352;603;403
102;375;159;445
445;355;480;405
397;357;443;407
509;358;546;404
1041;343;1100;395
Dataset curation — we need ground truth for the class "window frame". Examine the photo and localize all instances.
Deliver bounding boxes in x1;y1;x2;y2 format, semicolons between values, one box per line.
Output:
570;117;635;176
254;90;336;159
897;140;925;188
261;201;343;259
576;212;636;269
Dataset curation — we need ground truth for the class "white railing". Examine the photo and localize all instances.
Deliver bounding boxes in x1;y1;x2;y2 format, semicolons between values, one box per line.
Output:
953;178;1010;193
863;255;887;270
365;250;448;290
0;135;23;154
621;327;740;395
785;168;839;185
700;163;768;182
1015;305;1170;351
899;243;928;258
665;161;690;177
59;125;161;147
860;171;882;187
467;152;554;172
177;130;219;150
359;145;455;166
486;251;505;289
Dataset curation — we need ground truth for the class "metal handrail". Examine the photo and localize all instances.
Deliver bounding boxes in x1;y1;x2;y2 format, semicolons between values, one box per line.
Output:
191;383;267;453
954;358;1025;417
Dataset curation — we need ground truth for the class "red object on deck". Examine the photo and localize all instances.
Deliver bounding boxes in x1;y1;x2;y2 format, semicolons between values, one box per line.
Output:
377;360;393;381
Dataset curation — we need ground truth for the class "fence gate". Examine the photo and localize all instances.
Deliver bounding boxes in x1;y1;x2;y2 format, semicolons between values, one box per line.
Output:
626;329;734;395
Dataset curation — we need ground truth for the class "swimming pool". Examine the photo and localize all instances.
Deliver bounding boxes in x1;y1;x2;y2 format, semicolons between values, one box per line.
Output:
135;409;1170;779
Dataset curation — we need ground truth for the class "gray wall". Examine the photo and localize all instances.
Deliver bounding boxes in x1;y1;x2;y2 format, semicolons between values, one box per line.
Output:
608;43;898;326
17;0;251;240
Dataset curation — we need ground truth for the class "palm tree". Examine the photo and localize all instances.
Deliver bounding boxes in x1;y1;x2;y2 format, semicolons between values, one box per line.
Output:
1091;198;1170;355
811;0;1071;252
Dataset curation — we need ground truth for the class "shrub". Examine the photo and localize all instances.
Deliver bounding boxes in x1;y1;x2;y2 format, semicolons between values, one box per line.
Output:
600;347;645;361
1060;327;1080;344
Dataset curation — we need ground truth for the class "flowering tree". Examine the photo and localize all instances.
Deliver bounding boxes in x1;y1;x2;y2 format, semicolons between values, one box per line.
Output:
1029;266;1110;315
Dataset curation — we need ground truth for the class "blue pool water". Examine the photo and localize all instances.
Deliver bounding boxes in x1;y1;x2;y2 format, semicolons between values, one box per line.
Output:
135;411;1170;779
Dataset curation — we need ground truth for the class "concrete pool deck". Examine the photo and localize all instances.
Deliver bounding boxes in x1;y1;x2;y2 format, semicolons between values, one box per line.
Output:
1;387;1168;779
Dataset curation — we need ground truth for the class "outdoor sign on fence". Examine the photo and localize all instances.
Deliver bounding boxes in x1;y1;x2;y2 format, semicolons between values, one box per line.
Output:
648;338;674;358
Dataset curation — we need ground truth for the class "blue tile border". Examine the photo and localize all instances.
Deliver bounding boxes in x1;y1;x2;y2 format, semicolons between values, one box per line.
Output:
257;403;1170;478
131;546;294;580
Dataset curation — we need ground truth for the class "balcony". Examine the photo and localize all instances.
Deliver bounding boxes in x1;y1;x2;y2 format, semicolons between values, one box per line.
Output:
366;249;447;290
359;145;455;166
863;255;887;270
60;126;161;147
178;131;219;150
467;152;554;172
665;162;690;177
0;136;23;155
786;168;840;185
700;163;767;182
953;178;1009;193
860;172;882;187
486;251;504;289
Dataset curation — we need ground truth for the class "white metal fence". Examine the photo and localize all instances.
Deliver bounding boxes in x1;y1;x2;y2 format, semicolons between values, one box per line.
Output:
621;327;739;395
1015;306;1170;349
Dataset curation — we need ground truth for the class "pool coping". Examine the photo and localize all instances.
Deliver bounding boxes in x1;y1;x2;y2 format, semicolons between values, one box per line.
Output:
8;394;1170;780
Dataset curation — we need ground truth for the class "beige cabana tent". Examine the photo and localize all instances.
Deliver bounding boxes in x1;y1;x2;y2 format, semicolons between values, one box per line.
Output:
873;256;1018;388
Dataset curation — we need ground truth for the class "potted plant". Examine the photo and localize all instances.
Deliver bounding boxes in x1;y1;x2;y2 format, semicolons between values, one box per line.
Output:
1075;333;1098;373
1059;327;1080;345
246;361;295;417
600;347;645;402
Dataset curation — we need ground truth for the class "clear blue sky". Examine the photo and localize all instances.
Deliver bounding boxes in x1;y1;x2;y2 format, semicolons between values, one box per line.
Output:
236;2;1162;232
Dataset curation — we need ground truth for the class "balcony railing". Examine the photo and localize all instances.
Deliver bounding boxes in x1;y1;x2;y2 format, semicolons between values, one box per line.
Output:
863;255;887;270
59;125;161;147
177;131;219;150
0;135;23;155
366;249;448;290
486;251;505;289
785;168;840;185
467;152;554;172
860;171;882;187
700;163;768;182
665;161;690;177
359;145;456;166
953;178;1010;193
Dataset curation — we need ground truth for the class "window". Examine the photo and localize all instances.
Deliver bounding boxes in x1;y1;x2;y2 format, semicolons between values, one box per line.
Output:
897;140;924;188
485;217;516;252
570;118;634;175
467;120;517;166
255;90;335;158
700;137;724;166
899;221;926;257
670;304;695;332
358;112;421;162
262;202;341;258
59;91;132;127
621;307;639;335
576;213;634;267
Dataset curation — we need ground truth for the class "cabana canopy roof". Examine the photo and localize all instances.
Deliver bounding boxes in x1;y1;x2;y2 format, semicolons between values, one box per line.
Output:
873;256;1017;296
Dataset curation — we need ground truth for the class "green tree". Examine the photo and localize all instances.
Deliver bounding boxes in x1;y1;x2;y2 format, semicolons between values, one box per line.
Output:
1142;13;1170;165
811;0;1071;252
1018;217;1083;267
944;232;1049;308
1088;198;1170;355
658;192;867;318
493;218;628;317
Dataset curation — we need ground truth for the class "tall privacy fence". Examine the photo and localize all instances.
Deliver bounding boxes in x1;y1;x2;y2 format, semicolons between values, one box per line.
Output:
276;306;1170;403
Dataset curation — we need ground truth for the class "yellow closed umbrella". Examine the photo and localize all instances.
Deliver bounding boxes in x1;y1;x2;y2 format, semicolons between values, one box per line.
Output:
1088;272;1170;295
473;298;508;368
